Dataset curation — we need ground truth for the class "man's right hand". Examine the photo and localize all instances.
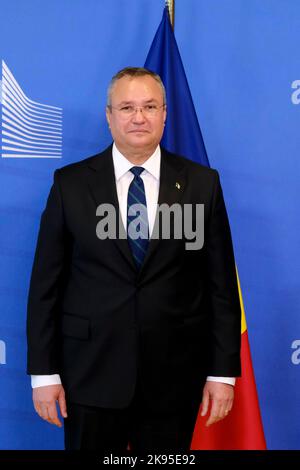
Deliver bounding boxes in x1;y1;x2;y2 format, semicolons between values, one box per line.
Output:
33;384;67;427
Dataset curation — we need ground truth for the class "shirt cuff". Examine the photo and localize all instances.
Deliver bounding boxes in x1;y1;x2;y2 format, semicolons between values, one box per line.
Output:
206;376;236;386
31;374;62;388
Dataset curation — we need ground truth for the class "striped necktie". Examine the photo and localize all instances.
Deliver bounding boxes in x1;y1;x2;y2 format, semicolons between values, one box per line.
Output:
127;167;149;269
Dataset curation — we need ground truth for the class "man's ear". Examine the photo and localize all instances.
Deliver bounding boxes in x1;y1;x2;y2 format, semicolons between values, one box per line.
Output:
106;106;111;128
163;105;167;123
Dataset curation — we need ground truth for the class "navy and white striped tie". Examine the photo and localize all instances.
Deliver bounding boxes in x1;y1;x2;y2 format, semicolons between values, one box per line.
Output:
127;167;149;269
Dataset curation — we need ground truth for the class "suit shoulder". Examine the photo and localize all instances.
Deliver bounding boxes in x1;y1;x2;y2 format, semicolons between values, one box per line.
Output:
53;146;112;180
163;148;219;179
53;158;86;177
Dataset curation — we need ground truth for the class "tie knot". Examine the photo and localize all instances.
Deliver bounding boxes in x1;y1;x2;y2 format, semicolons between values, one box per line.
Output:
130;166;144;178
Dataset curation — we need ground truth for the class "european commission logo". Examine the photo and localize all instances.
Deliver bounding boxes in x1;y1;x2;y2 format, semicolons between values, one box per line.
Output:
0;60;63;158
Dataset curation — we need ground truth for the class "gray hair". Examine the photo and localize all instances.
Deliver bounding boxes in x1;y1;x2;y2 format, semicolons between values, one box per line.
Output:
106;67;166;107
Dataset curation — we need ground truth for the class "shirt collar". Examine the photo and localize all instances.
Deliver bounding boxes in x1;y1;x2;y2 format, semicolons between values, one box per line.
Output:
112;142;161;181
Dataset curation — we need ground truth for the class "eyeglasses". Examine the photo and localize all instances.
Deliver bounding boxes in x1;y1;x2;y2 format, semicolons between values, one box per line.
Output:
108;104;165;117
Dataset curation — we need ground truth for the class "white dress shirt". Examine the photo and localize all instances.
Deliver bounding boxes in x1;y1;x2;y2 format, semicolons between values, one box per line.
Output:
31;143;235;388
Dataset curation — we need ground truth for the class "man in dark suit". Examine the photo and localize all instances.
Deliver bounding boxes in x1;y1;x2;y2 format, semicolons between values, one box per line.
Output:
27;67;241;452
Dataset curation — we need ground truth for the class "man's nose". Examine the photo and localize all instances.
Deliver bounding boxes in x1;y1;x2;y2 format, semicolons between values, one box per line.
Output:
132;108;146;123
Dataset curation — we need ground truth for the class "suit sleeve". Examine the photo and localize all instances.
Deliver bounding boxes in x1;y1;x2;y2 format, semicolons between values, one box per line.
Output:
27;169;69;374
206;170;241;377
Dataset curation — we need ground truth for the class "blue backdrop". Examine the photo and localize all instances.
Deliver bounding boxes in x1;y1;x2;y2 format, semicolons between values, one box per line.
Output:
0;0;299;450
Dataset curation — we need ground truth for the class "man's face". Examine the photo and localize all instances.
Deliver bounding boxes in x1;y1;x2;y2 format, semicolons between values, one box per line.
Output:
106;75;166;157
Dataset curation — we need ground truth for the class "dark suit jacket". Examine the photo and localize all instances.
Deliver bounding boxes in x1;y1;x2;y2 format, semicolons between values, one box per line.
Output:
27;145;241;411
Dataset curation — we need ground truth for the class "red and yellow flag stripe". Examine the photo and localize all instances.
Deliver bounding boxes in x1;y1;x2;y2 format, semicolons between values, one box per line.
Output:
191;271;267;450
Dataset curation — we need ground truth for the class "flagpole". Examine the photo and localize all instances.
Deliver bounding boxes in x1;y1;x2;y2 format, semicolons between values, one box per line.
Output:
165;0;175;29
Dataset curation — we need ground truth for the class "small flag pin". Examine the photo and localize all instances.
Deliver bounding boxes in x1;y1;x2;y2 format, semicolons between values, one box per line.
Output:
175;182;181;190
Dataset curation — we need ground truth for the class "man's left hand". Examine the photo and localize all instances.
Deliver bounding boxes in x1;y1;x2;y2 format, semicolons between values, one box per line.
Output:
200;381;234;427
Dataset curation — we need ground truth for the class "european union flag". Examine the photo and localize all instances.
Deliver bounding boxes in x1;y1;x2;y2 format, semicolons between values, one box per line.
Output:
145;7;209;167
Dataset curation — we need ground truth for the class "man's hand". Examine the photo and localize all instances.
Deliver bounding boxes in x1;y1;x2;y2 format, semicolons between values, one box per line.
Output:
33;384;67;427
200;381;234;427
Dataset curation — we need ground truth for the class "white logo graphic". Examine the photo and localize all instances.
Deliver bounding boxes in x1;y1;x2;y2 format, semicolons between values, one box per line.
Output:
291;339;300;365
0;340;6;365
1;60;62;158
291;80;300;105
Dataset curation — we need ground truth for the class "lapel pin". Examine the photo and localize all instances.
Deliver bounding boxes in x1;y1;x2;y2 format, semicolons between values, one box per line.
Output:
175;182;181;190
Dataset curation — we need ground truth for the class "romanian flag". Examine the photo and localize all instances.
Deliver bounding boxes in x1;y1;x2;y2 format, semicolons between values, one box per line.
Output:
145;7;266;450
192;272;267;449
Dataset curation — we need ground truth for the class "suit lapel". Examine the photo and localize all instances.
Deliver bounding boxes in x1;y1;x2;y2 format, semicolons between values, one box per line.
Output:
87;146;136;271
138;148;187;277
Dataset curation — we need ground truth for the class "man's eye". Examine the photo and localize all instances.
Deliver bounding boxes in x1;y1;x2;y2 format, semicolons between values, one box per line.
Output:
121;106;134;112
145;105;157;111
